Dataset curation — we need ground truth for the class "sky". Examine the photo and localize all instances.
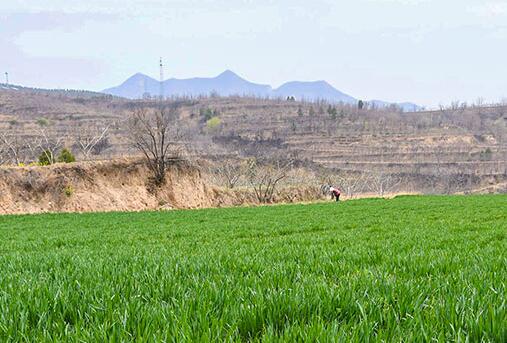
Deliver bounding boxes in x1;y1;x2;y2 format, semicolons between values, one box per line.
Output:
1;0;507;107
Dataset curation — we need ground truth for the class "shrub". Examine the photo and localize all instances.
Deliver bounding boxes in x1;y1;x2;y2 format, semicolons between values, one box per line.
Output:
36;118;49;127
206;116;221;130
200;107;220;122
57;149;76;163
38;150;54;166
63;185;74;197
480;148;493;161
297;106;303;116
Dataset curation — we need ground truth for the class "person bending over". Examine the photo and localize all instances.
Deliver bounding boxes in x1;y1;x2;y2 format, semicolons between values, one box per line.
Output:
329;186;341;202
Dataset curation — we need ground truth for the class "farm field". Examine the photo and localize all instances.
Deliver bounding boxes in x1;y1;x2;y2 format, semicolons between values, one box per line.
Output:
0;195;506;341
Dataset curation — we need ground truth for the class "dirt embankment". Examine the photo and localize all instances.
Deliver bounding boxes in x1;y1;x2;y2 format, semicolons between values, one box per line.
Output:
0;160;323;215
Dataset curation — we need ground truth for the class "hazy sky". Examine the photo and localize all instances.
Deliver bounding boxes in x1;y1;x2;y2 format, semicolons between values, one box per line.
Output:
1;0;507;107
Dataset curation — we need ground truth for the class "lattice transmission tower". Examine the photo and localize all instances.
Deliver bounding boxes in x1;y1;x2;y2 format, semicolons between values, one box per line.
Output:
159;57;164;100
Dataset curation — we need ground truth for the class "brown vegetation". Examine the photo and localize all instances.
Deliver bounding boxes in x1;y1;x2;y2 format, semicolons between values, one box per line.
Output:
0;87;505;210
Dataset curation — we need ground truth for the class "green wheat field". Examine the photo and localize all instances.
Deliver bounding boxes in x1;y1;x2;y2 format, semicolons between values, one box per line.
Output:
0;195;506;342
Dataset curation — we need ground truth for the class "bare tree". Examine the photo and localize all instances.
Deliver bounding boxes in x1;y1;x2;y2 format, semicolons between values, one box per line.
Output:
91;135;112;156
33;128;64;165
367;170;402;197
319;169;369;200
73;123;110;160
247;158;293;203
0;137;8;165
0;133;25;165
475;97;485;108
128;105;182;185
334;172;367;199
212;162;244;189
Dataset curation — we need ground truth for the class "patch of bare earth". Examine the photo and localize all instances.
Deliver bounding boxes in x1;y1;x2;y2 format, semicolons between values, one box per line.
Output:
0;160;325;215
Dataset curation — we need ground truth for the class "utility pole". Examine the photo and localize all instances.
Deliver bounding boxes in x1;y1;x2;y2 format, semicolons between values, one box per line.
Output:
159;57;164;100
4;72;8;85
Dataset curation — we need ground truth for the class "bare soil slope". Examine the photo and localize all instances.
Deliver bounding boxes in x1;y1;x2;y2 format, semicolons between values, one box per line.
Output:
0;160;323;215
0;160;213;214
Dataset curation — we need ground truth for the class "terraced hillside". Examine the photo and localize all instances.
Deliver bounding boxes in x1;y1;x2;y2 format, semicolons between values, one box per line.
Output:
0;87;505;194
203;99;506;193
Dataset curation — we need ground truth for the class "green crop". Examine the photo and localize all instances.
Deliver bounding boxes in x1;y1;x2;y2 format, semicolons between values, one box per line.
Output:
0;195;506;342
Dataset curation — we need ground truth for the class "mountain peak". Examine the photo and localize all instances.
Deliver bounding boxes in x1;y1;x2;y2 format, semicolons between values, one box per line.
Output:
123;72;156;84
129;72;149;79
274;80;356;103
315;80;330;86
216;69;241;79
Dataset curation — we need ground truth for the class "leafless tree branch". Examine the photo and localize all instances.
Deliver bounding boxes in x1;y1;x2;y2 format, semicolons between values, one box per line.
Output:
128;105;183;185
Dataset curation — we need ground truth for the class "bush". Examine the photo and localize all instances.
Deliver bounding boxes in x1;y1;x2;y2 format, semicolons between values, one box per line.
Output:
63;185;74;197
297;106;303;116
480;148;493;161
200;107;220;121
57;149;76;163
38;150;54;166
36;118;49;127
206;116;221;130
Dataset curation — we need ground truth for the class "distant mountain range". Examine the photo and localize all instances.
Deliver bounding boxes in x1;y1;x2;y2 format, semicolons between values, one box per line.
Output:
102;70;420;111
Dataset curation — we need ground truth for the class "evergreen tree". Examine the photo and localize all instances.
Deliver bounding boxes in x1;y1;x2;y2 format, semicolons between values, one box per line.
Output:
329;106;338;119
358;100;364;110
